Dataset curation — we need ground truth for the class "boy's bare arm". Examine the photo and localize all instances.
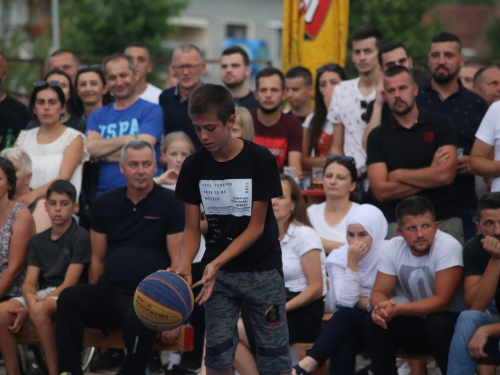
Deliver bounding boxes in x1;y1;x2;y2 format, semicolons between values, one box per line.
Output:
22;265;40;304
170;203;201;285
46;264;86;298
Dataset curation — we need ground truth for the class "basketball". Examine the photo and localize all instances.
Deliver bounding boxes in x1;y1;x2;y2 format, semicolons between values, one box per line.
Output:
134;271;194;331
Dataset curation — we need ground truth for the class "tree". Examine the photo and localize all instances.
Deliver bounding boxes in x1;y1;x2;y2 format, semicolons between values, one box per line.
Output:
60;0;189;57
486;17;500;60
348;0;442;62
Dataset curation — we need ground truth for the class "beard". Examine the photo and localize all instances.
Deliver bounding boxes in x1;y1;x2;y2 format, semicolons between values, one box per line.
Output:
258;102;282;114
432;67;458;85
392;99;415;116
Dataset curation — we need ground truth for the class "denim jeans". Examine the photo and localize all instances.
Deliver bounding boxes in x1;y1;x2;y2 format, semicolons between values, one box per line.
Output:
448;310;500;375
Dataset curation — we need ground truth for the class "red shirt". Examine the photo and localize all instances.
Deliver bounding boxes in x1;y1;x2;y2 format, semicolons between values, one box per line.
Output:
251;110;303;170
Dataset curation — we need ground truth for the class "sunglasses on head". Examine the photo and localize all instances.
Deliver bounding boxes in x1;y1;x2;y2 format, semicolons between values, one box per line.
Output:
78;64;101;71
33;80;60;87
326;154;355;164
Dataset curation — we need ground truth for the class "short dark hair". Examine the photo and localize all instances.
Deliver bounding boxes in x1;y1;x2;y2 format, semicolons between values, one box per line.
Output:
285;66;313;86
188;84;235;125
352;25;383;49
125;41;149;51
221;46;250;66
255;67;285;90
396;196;435;227
378;42;408;66
29;84;66;119
0;157;16;199
473;65;500;88
476;192;500;222
47;180;77;202
49;49;80;64
102;53;136;75
384;65;414;82
431;32;462;51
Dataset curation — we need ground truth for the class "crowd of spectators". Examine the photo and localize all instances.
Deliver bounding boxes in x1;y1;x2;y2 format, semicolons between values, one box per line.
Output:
1;22;500;375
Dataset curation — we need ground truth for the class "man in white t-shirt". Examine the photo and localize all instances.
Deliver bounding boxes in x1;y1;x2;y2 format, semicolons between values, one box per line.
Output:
364;196;465;375
124;42;162;104
470;100;500;192
329;25;383;171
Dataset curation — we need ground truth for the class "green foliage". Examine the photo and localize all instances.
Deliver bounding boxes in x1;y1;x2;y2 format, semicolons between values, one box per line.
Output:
60;0;189;57
0;26;52;95
486;17;500;60
348;0;442;63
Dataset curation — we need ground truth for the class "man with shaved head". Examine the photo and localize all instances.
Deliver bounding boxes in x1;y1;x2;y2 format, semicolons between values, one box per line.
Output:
48;49;80;84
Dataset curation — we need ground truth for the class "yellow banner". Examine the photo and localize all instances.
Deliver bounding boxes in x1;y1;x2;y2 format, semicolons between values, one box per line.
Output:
282;0;349;75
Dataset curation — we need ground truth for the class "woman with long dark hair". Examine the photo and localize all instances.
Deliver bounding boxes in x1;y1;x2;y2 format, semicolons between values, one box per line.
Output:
302;63;347;169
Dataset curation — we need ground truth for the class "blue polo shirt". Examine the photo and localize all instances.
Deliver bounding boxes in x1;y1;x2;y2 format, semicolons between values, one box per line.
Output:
159;84;203;150
416;79;488;209
86;98;163;195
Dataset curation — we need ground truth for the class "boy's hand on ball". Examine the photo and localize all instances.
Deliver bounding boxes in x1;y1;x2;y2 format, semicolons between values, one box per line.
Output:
159;327;182;344
167;264;192;286
193;262;219;305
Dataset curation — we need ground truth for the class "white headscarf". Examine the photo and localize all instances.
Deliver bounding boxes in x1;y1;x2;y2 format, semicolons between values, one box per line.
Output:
325;204;388;305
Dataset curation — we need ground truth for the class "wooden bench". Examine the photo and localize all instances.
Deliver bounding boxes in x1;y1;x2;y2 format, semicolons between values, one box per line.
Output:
15;321;194;351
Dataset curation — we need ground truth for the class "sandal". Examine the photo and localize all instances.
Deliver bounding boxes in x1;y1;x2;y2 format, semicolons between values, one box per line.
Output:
293;364;311;375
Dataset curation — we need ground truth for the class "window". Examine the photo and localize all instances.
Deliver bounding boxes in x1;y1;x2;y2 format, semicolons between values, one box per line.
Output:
226;24;247;39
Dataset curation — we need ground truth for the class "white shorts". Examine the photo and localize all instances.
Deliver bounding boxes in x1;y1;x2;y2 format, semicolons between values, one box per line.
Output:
11;286;58;307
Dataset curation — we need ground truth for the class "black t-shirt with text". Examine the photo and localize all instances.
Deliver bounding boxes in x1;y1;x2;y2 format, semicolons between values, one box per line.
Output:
176;139;283;272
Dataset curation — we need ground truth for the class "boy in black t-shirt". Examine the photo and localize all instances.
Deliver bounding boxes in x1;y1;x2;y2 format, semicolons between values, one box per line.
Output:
0;180;90;375
173;84;292;375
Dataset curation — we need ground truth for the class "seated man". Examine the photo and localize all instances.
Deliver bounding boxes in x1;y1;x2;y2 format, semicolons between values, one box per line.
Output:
448;192;500;374
57;140;185;375
364;196;466;375
0;180;90;375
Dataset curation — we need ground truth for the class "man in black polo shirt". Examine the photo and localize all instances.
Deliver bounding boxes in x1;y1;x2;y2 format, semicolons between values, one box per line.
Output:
159;44;205;150
367;66;462;241
57;140;184;375
416;32;488;242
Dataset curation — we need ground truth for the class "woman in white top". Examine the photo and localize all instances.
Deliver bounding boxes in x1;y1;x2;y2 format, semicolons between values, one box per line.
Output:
307;155;359;254
293;204;388;375
15;82;87;231
235;174;326;375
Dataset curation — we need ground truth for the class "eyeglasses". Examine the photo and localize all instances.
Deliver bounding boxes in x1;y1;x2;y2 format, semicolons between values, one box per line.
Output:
172;63;203;72
326;154;355;164
33;80;60;87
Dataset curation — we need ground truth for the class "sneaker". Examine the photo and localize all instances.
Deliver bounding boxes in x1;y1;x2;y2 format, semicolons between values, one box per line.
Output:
89;349;125;371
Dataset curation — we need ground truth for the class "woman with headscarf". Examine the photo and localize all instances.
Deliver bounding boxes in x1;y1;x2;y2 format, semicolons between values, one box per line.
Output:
292;204;388;375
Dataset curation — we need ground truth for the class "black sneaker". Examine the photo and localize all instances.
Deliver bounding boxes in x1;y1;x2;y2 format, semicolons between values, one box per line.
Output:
89;349;125;371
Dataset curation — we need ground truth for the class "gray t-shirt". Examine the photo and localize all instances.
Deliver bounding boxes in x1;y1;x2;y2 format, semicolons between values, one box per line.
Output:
28;221;90;288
